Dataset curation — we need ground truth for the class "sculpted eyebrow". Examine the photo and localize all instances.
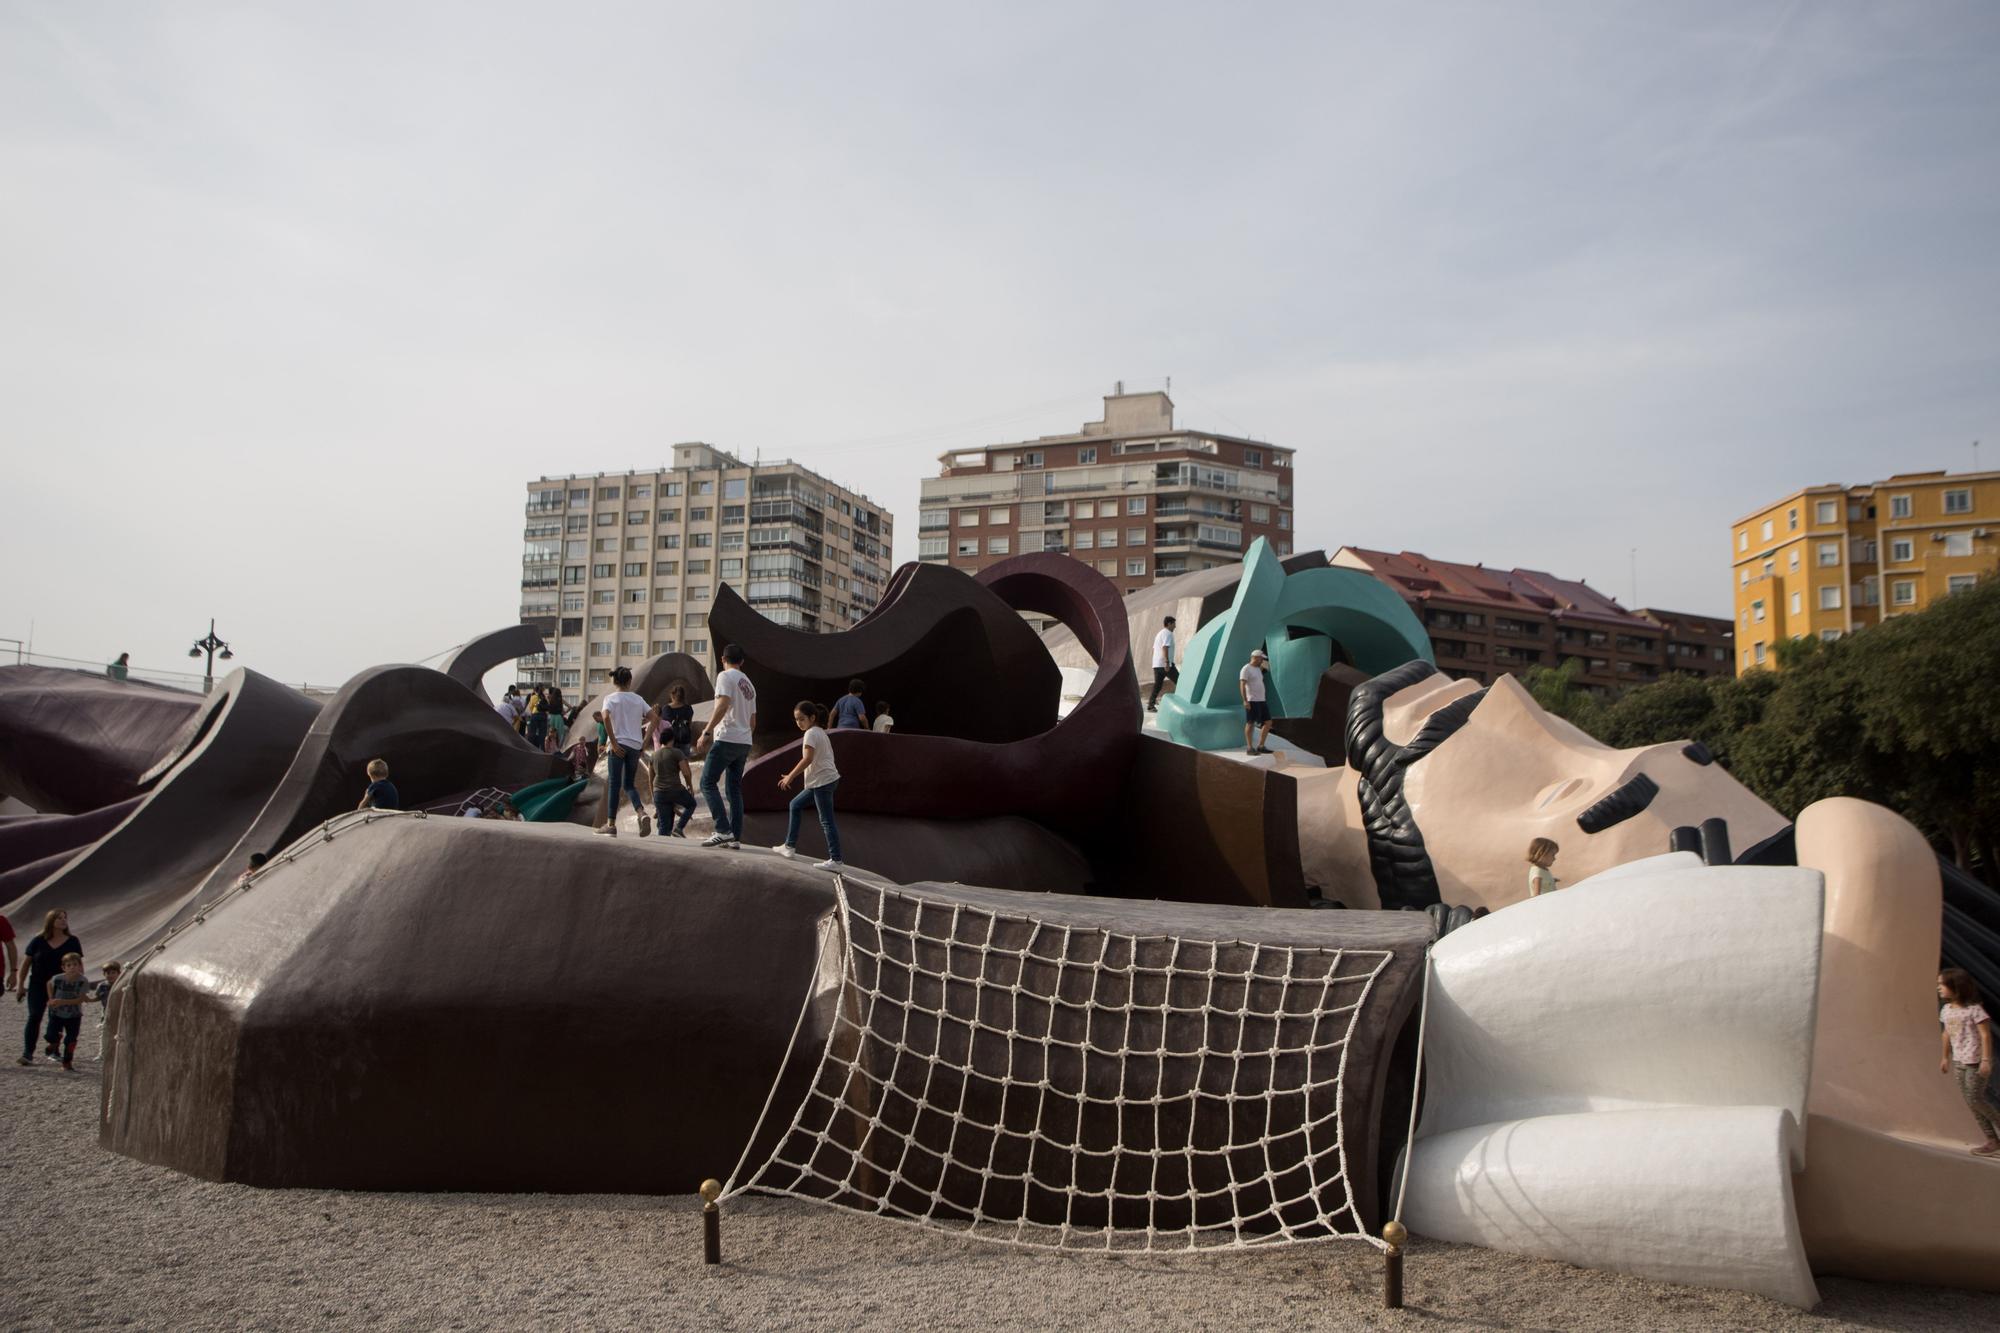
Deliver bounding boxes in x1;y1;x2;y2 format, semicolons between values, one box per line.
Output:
1576;772;1661;834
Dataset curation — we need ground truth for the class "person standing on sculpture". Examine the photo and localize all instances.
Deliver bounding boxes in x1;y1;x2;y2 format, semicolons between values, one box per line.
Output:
1239;647;1273;756
1147;617;1178;712
697;644;757;849
1525;838;1560;897
658;684;695;750
651;730;697;838
16;910;81;1066
524;687;549;751
1938;968;1998;1157
106;652;130;682
831;680;869;730
773;700;844;872
495;685;524;731
596;666;655;838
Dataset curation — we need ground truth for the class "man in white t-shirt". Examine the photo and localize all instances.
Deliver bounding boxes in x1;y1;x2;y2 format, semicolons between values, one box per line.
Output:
696;643;759;848
595;665;656;838
1146;616;1179;713
1239;646;1273;756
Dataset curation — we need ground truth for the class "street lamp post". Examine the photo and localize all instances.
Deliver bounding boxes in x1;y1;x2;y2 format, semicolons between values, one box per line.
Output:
188;619;235;694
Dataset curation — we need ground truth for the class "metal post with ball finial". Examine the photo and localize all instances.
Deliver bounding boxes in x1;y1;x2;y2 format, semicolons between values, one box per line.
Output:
700;1179;723;1264
1383;1219;1407;1309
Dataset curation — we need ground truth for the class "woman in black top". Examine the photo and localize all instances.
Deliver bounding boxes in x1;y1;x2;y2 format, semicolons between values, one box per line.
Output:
658;685;695;750
17;909;81;1064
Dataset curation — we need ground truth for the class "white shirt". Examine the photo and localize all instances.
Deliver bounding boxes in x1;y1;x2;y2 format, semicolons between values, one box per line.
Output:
871;714;895;733
713;667;757;745
802;725;840;788
602;691;649;749
1239;663;1266;703
495;696;520;721
1152;628;1174;670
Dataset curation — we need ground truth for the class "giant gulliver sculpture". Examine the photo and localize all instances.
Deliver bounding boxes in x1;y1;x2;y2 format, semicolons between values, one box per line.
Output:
1;549;1996;1309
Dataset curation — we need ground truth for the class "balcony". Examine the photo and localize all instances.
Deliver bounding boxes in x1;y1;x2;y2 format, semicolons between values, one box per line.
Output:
525;499;563;516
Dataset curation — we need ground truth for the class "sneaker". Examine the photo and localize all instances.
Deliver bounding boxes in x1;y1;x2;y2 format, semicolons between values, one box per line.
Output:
1255;746;1274;755
1145;704;1156;713
61;1061;74;1072
638;814;653;838
813;858;844;872
672;826;688;838
773;844;797;859
725;837;741;849
1245;747;1256;756
699;833;733;848
45;1042;58;1058
15;1056;30;1067
595;824;617;837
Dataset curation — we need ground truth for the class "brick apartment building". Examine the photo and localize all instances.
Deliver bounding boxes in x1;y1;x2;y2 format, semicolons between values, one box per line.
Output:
1332;547;1734;694
917;388;1295;594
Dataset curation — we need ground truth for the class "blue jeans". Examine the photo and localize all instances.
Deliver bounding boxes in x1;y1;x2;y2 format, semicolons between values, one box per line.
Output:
655;786;697;833
784;780;842;862
701;741;752;839
606;745;644;815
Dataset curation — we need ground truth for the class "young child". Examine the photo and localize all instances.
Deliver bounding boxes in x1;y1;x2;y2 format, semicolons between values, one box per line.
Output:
831;679;869;730
358;759;400;811
871;701;895;734
46;953;90;1070
1525;838;1560;897
1938;968;1997;1156
772;700;844;872
94;960;122;1048
651;734;698;838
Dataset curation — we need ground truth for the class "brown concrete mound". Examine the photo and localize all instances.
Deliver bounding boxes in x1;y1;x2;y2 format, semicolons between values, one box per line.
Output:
0;666;204;814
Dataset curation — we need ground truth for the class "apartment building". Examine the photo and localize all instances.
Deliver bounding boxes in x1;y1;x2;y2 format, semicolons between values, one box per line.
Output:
1333;547;1734;693
1730;469;1999;671
518;444;892;690
916;389;1295;593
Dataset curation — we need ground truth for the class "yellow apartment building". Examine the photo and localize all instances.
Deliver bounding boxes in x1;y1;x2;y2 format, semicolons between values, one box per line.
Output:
1730;469;2000;671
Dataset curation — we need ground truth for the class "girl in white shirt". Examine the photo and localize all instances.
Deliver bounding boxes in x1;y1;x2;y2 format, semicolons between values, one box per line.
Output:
1525;837;1560;897
773;700;845;872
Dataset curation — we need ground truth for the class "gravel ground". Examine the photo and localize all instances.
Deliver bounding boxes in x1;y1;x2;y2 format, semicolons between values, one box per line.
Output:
3;1036;1997;1331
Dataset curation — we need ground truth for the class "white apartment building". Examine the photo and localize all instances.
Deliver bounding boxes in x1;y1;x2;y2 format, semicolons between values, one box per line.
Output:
518;444;892;689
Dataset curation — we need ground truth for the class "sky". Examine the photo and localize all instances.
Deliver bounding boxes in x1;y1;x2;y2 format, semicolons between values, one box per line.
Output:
3;1;1997;689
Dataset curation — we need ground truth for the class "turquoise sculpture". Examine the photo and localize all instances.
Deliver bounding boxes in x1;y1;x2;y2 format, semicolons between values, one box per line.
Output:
1156;539;1433;751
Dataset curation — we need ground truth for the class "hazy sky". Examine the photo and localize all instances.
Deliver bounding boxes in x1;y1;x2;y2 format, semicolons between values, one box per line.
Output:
4;2;1996;688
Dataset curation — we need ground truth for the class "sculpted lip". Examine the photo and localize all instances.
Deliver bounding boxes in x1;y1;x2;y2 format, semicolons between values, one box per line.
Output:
1576;772;1661;835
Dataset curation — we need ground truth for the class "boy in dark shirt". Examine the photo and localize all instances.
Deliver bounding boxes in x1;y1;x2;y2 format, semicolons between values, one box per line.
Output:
46;953;90;1070
358;758;400;811
651;740;697;837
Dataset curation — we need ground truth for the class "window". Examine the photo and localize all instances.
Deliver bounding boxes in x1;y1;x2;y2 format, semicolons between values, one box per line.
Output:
625;589;645;604
723;477;746;499
1819;586;1842;610
1077;447;1096;464
1075;531;1094;550
594;538;616;553
558;669;581;687
1787;507;1798;530
1789;592;1801;615
695;480;714;495
720;505;744;524
988;507;1010;524
596;512;616;527
622;562;645;577
566;515;587;533
686;639;707;655
657;509;680;524
1127;528;1144;546
561;592;584;611
1739;569;1749;586
720;558;743;576
687;559;710;574
1126;557;1147;577
987;536;1010;556
1100;529;1118;547
1889;538;1914;563
653;613;677;629
1245;449;1262;467
720;531;744;551
658;534;680;550
589;615;612;630
628;511;646;525
1821;629;1840;643
620;640;643;656
691;533;711;548
1759;519;1773;541
593;590;615;604
957;509;980;526
568;488;590;506
1127;497;1147;515
591;563;613;577
1944;489;1972;514
1251;505;1270;524
620;614;642;629
597;486;620;500
651;640;675;653
919;508;947;529
688;507;710;522
1096;559;1116;575
663;482;682;497
1763;559;1774;576
589;641;611;657
1816;500;1838;524
1788;550;1799;571
1021;452;1042;467
1891;579;1917;606
632;485;651;500
687;585;710;602
1752;600;1766;623
1818;542;1839;567
1949;574;1978;594
919;536;948;559
956;539;978;557
1738;531;1748;552
1890;494;1912;519
627;536;647;551
562;540;585;558
655;560;678;575
1945;531;1972;557
1753;642;1766;665
654;587;677;602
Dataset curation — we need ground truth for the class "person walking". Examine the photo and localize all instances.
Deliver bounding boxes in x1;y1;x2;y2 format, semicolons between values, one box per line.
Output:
697;644;758;849
1525;838;1560;896
1938;968;1998;1157
831;680;869;730
16;909;81;1065
596;666;655;838
1239;647;1274;756
772;700;844;872
1147;617;1178;712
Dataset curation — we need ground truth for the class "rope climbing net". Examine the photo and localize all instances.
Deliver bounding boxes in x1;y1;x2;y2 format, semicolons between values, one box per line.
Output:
722;880;1397;1254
